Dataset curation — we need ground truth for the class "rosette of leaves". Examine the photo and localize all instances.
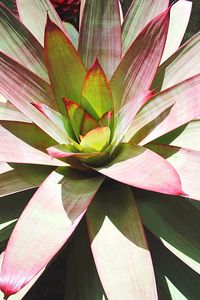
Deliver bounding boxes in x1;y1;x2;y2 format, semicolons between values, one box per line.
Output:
0;0;200;299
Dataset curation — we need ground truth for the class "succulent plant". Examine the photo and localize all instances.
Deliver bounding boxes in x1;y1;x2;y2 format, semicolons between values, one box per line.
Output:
0;0;200;299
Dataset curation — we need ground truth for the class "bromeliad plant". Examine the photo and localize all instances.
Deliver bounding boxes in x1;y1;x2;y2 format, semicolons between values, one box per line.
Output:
0;0;200;299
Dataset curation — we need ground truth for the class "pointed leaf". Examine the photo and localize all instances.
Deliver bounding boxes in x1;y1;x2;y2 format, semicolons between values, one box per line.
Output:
87;181;158;300
96;143;183;196
63;98;85;138
99;111;113;128
0;3;48;80
161;0;192;64
78;0;121;79
0;168;103;296
81;112;99;136
0;125;65;166
136;188;200;274
16;0;65;45
81;59;113;120
80;127;111;153
0;164;53;197
127;73;200;144
153;31;200;91
122;0;169;55
147;143;200;201
110;7;170;111
154;120;200;151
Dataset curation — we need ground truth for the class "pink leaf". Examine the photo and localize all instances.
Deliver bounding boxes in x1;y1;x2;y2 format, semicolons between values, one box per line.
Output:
0;168;103;296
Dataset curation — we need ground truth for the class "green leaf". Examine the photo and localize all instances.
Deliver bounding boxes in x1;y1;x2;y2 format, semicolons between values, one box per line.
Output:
81;59;114;120
86;180;158;300
78;0;121;79
110;7;170;111
160;0;192;64
136;189;200;274
81;112;99;136
0;3;48;80
16;0;65;46
153;32;200;91
122;0;169;55
80;127;111;153
44;17;86;136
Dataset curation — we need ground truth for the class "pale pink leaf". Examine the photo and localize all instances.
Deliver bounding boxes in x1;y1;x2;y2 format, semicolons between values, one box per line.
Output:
161;0;192;64
95;143;184;196
0;102;30;122
0;168;103;296
122;0;169;55
148;143;200;201
87;181;158;300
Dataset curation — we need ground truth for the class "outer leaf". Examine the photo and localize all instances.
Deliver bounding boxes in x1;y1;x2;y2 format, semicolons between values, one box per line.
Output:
147;143;200;201
127;73;200;145
122;0;169;55
110;7;170;111
44;17;86;135
153;32;200;91
160;0;192;64
64;220;105;300
81;59;113;120
136;188;200;274
0;121;56;152
0;125;65;166
0;164;53;197
16;0;65;45
0;253;45;300
0;3;48;80
0;102;30;122
147;230;200;300
78;0;121;79
95;143;183;196
0;52;69;143
0;168;103;296
0;51;56;108
86;181;158;300
154;120;200;151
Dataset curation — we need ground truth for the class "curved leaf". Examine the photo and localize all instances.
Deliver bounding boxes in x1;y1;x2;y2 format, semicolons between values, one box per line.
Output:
16;0;65;45
110;7;170;111
0;3;48;80
161;0;192;64
0;168;103;296
122;0;169;55
87;181;158;300
95;143;183;196
147;143;200;201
